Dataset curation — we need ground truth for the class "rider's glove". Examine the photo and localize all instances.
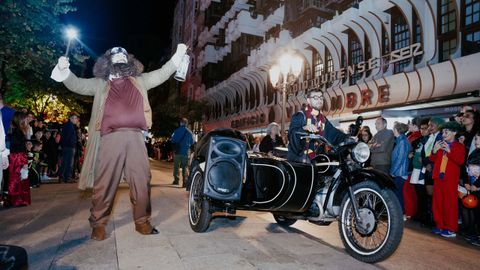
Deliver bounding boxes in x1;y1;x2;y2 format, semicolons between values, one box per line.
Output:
303;124;318;133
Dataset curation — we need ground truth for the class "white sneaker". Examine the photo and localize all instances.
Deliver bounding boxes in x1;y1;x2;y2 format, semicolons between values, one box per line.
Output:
441;230;456;238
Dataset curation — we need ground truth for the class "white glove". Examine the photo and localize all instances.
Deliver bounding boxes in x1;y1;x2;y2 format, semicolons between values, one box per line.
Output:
58;56;70;70
51;56;71;82
172;43;187;66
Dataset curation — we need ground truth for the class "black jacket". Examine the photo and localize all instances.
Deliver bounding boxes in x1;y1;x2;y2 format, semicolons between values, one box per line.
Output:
287;109;348;162
60;121;77;148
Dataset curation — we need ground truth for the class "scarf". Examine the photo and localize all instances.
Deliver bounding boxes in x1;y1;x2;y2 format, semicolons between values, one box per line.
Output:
439;142;452;179
304;105;326;159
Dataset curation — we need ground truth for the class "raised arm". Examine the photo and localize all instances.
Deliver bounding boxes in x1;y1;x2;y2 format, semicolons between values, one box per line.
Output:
138;44;187;90
51;56;103;96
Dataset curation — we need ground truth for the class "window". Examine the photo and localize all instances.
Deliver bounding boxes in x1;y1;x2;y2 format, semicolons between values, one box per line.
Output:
440;0;457;34
313;50;324;78
465;0;480;25
381;25;390;72
304;59;312;81
438;0;458;61
325;50;333;88
412;11;423;64
326;50;333;73
391;8;410;73
349;31;363;85
462;0;480;55
365;34;372;77
341;48;347;84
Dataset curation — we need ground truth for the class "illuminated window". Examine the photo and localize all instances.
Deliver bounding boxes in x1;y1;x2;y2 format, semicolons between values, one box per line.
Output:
313;50;324;78
326;51;333;73
349;31;363;85
304;59;312;81
325;50;333;88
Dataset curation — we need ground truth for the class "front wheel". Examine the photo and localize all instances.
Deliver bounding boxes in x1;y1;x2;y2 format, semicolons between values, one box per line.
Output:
338;181;403;263
188;167;212;232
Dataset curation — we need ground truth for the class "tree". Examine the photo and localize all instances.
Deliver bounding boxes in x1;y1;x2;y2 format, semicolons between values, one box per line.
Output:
0;0;81;97
6;84;86;122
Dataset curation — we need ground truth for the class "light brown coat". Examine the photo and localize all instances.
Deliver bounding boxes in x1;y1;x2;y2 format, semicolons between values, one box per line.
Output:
62;60;177;190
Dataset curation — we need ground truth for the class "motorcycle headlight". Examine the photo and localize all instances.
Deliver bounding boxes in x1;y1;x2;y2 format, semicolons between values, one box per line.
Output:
351;142;370;163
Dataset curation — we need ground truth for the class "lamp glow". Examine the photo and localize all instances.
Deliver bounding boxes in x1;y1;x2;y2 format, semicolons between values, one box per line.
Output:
279;54;292;77
269;51;304;137
65;28;78;40
291;55;303;77
269;65;280;86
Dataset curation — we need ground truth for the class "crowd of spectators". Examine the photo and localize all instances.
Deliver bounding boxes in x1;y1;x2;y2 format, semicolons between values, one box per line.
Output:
0;99;87;208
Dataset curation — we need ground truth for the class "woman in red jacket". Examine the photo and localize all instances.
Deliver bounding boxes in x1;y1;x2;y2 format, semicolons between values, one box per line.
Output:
430;121;465;237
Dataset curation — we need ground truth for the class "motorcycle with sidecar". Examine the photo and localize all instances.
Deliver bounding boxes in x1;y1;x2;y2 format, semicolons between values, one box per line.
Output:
187;128;403;263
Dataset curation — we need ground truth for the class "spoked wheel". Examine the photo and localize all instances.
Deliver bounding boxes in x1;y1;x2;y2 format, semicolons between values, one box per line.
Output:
188;167;212;232
273;214;297;227
338;181;403;263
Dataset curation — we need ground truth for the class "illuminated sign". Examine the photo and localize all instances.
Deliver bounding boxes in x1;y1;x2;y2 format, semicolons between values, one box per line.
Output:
322;84;390;112
292;43;423;92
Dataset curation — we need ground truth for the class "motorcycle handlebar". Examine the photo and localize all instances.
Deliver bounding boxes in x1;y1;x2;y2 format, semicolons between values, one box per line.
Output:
296;132;334;148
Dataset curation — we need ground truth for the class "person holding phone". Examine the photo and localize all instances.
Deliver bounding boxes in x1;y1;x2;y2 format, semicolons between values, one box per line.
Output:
429;121;465;238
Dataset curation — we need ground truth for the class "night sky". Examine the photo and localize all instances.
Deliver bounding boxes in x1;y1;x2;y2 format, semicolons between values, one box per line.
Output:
62;0;176;69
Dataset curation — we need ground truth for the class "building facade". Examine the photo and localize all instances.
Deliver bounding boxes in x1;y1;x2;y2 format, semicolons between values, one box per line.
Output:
173;0;480;133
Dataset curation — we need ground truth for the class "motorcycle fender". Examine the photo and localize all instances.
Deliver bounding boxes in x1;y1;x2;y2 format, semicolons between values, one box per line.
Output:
352;168;396;189
331;168;396;213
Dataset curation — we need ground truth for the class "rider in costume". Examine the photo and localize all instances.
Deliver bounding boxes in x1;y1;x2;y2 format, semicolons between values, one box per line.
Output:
287;89;348;162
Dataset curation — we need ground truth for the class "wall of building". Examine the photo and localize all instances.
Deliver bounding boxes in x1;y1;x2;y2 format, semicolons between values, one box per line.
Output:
174;0;480;133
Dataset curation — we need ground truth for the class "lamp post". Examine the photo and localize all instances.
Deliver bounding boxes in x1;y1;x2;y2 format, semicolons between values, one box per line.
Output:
64;26;79;56
269;53;303;136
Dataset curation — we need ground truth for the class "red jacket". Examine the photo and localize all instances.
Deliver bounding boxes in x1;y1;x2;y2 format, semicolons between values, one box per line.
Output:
429;141;465;180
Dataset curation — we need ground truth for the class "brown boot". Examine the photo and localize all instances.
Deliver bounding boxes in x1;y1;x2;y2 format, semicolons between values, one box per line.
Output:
91;226;106;241
135;223;159;235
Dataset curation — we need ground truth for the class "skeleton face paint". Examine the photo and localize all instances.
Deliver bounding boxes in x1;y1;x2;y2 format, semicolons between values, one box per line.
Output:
110;47;128;64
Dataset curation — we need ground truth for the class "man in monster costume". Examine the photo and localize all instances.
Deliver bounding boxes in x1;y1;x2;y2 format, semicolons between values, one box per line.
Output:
51;44;187;240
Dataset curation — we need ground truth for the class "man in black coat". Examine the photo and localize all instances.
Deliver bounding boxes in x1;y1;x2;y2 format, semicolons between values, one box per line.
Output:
287;89;348;162
59;115;79;182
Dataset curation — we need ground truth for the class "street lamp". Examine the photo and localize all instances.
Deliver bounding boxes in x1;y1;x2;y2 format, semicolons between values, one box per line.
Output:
64;26;79;56
269;53;303;136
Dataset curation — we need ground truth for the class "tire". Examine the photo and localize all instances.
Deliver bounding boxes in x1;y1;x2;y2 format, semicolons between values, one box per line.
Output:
188;167;212;232
273;214;297;227
338;181;403;263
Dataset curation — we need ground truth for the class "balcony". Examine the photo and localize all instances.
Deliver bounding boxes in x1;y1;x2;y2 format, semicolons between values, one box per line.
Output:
255;0;282;17
204;0;235;28
284;0;336;37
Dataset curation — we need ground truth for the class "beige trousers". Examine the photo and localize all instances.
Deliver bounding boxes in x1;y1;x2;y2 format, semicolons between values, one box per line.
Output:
89;129;151;228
